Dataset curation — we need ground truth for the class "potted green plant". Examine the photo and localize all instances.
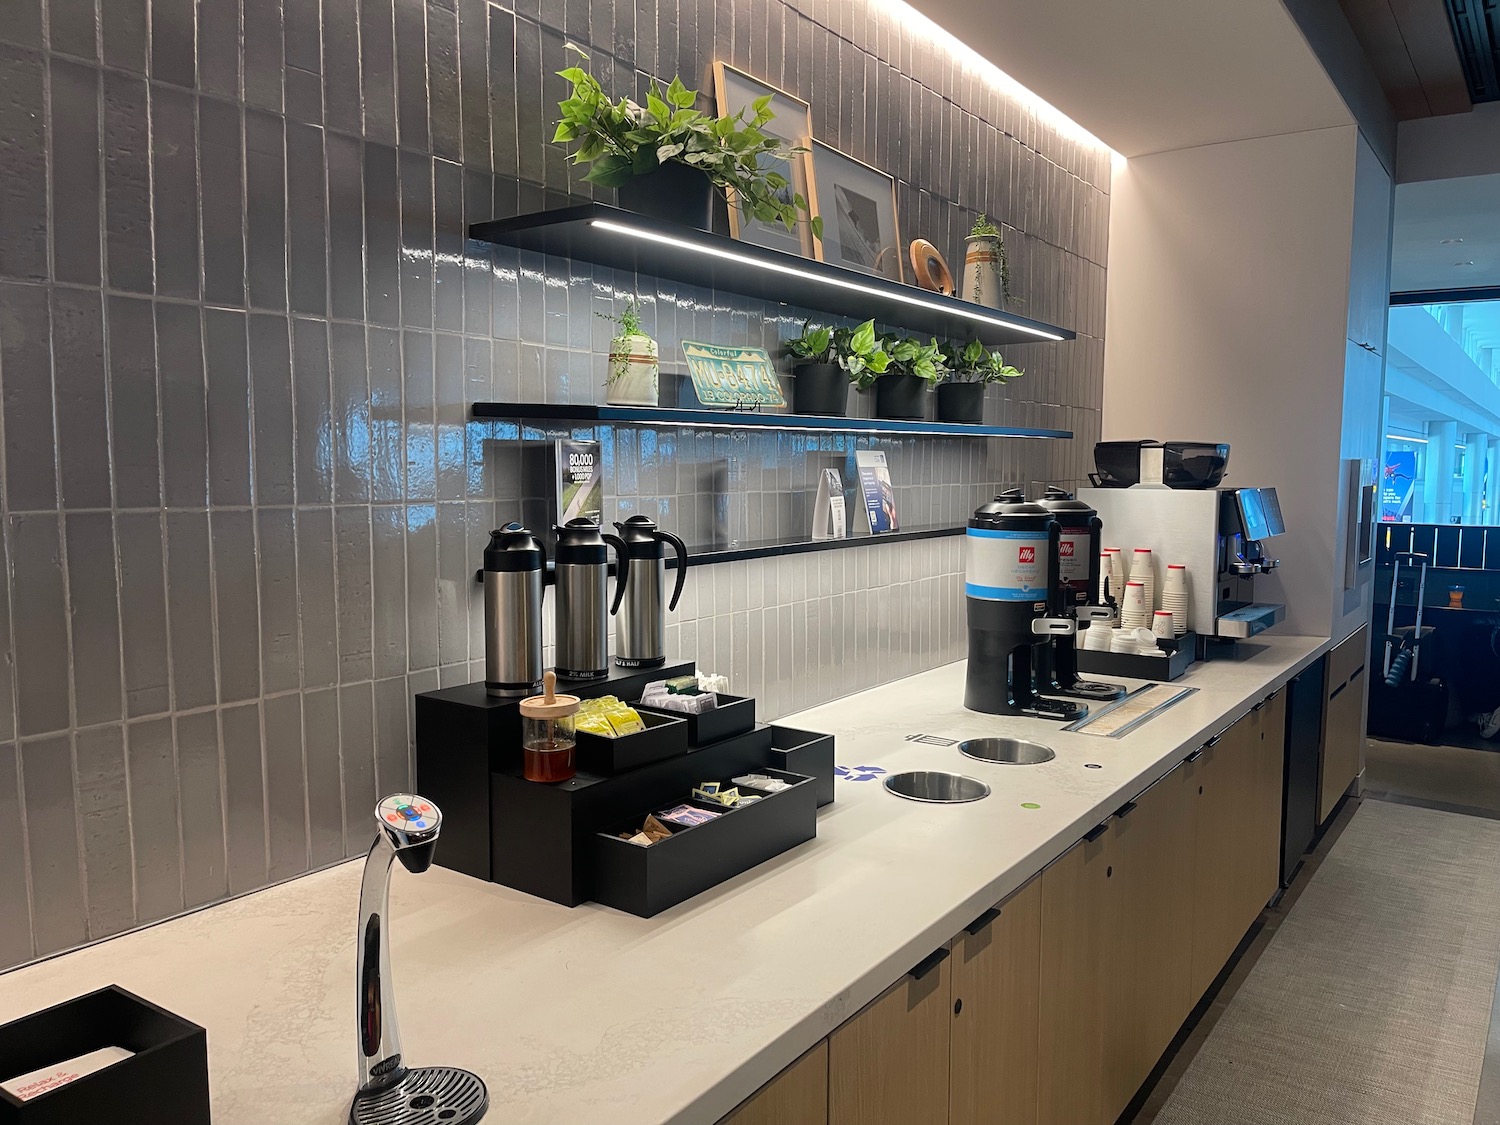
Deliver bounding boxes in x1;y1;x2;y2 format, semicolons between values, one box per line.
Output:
874;335;945;420
961;214;1011;310
553;48;822;238
599;299;658;406
936;340;1024;423
785;322;840;416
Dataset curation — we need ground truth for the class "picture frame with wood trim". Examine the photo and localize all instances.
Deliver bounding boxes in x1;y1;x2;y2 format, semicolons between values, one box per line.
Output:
712;61;816;258
804;139;904;282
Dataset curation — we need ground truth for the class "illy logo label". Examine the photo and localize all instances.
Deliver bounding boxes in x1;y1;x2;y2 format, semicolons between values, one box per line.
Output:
1018;547;1036;563
1059;541;1075;557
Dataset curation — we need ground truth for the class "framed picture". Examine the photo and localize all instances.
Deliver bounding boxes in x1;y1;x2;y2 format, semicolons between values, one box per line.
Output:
805;140;904;282
712;62;815;257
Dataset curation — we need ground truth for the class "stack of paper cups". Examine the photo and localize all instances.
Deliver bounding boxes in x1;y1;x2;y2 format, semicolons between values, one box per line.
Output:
1130;548;1155;614
1152;610;1175;640
1103;549;1126;605
1162;564;1190;635
1083;624;1112;651
1121;580;1149;629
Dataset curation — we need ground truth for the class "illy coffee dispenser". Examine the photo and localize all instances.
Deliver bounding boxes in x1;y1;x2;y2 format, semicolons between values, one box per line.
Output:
1035;488;1124;702
963;492;1088;721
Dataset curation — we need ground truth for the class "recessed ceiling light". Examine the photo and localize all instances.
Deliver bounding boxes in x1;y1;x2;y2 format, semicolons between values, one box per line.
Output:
1441;238;1465;244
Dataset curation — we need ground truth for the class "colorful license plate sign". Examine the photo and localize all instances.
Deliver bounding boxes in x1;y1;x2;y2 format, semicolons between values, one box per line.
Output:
680;341;787;407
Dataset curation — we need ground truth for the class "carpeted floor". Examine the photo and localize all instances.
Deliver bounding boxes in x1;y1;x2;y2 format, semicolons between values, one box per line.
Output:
1150;799;1500;1125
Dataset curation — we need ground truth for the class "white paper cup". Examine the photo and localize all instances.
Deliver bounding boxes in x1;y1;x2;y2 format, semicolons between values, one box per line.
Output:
1152;610;1175;639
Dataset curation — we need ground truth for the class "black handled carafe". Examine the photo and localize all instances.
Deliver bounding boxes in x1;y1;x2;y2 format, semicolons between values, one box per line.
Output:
552;518;629;680
610;515;688;668
483;523;547;696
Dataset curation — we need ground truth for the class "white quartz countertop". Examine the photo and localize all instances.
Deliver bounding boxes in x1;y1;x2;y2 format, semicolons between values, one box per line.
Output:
0;635;1329;1124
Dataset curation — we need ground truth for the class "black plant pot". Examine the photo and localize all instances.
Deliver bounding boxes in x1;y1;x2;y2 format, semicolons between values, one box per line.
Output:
874;374;929;420
936;381;986;423
792;363;849;416
616;163;716;231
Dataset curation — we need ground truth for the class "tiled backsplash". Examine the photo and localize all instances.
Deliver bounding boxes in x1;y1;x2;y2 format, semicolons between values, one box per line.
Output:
0;0;1109;966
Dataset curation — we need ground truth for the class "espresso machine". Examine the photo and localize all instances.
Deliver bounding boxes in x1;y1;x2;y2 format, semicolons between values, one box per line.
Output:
1081;484;1287;642
963;492;1088;721
1035;488;1124;702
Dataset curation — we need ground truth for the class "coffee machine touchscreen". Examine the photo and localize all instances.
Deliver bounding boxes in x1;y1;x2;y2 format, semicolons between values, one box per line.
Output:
1236;489;1271;542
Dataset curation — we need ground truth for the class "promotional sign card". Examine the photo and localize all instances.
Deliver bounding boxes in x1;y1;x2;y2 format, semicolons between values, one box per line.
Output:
811;468;847;540
556;439;603;525
855;451;899;534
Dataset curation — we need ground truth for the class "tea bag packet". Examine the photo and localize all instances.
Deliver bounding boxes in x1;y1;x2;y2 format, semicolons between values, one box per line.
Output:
734;773;791;793
697;671;730;694
657;803;721;828
621;813;675;846
693;784;741;807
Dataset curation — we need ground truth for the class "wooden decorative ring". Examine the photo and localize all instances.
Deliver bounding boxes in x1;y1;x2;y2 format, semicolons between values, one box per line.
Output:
909;239;955;295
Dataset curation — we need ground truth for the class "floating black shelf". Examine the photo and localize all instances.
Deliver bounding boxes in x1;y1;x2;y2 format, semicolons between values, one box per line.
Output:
468;204;1077;348
471;400;1073;440
472;525;967;587
670;524;966;567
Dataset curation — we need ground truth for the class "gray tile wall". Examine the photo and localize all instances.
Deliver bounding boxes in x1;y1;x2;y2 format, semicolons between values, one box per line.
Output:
0;0;1109;967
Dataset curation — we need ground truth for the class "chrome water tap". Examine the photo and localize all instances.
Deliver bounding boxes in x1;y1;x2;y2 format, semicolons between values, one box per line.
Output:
350;794;488;1125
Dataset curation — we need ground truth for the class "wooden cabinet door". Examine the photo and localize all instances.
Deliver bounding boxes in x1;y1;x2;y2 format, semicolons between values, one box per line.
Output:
720;1042;829;1125
1246;690;1286;911
829;948;952;1125
1320;665;1365;821
1188;722;1242;1003
951;878;1042;1125
1101;765;1195;1123
1038;830;1111;1125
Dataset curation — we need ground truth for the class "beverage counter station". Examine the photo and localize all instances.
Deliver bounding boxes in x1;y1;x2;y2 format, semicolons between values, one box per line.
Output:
0;633;1333;1125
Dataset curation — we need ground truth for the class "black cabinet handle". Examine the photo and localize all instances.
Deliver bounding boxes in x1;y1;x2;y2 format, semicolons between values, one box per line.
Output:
965;907;1002;936
1205;731;1224;748
1185;747;1204;763
1349;665;1365;683
1330;682;1347;701
909;947;950;981
1115;800;1138;819
1084;821;1110;843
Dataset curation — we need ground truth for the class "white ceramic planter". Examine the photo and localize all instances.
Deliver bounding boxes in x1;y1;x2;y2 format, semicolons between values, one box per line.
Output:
605;333;659;406
962;234;1004;309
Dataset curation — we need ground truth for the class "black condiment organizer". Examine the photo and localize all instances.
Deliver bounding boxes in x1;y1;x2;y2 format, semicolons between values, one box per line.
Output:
636;693;756;745
593;768;818;917
1076;631;1198;682
574;710;688;774
416;670;835;911
767;724;836;807
0;987;209;1125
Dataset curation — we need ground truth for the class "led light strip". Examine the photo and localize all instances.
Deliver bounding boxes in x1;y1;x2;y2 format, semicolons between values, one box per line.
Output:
589;219;1068;342
871;0;1123;166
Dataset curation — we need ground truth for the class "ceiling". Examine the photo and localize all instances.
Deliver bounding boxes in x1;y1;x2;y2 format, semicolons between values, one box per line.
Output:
897;0;1353;158
1391;173;1500;290
1335;0;1471;118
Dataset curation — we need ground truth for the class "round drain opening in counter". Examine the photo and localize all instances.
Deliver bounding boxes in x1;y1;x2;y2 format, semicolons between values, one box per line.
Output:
883;771;992;804
958;738;1056;765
